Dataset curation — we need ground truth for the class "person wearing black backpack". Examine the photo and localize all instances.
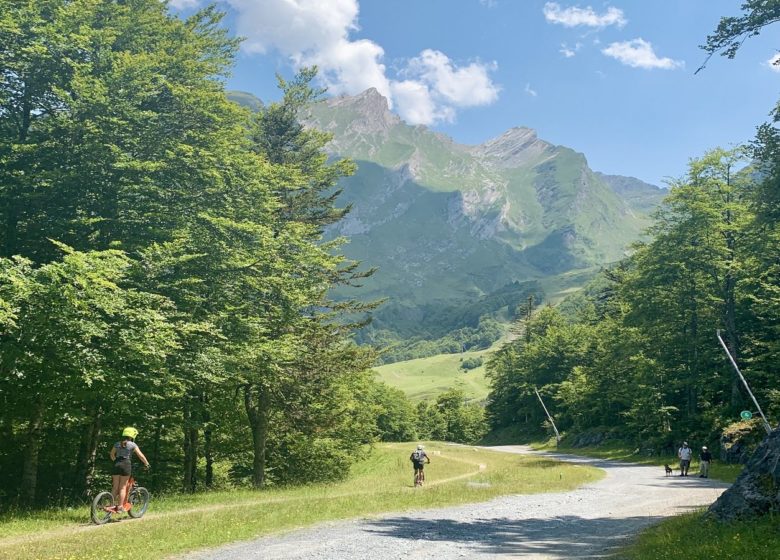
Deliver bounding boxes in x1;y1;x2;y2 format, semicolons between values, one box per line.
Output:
410;444;430;487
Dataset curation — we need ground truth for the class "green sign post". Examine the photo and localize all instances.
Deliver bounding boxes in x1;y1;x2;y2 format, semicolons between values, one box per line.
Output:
740;410;753;420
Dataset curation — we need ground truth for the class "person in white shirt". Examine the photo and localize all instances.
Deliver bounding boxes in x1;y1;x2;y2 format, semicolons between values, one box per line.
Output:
678;441;693;476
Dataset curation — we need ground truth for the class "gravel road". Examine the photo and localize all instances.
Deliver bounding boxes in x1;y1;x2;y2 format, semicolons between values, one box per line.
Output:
183;446;729;559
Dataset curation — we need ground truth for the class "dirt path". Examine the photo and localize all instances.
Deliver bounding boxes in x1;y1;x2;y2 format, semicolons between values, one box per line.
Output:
182;446;729;560
0;452;484;551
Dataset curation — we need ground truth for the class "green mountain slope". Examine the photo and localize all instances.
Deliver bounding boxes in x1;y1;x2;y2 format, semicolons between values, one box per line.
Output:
303;89;664;351
227;88;665;365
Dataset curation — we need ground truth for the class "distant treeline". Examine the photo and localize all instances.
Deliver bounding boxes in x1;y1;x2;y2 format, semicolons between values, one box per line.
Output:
360;281;542;364
487;144;780;450
0;0;429;507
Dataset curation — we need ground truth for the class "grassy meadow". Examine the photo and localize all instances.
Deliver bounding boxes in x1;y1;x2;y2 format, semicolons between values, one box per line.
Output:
0;442;603;560
374;350;491;402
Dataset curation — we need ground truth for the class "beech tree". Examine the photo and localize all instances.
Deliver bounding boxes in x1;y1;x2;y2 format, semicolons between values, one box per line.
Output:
0;1;394;505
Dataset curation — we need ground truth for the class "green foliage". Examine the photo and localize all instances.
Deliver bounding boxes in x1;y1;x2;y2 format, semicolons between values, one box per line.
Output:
460;356;483;370
487;148;780;453
415;389;487;444
364;281;540;364
700;1;780;61
0;1;410;506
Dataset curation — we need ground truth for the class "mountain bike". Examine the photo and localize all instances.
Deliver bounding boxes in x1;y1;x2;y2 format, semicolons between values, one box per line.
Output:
414;465;426;487
90;476;150;525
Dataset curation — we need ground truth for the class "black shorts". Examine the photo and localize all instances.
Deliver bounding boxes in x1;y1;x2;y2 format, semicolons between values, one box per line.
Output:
413;462;425;471
112;459;132;476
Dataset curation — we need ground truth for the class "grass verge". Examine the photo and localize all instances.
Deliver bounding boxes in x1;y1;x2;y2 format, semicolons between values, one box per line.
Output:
532;439;743;483
0;442;603;560
616;511;780;560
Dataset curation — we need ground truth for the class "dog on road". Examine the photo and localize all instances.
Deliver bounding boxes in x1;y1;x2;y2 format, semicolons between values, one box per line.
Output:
664;464;673;476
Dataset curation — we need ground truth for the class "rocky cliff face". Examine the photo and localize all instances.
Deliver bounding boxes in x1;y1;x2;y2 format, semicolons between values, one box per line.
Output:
469;127;553;168
301;88;666;307
709;428;780;520
230;88;666;337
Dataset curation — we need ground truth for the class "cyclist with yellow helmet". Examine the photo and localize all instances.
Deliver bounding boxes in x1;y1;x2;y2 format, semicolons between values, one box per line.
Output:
109;427;150;513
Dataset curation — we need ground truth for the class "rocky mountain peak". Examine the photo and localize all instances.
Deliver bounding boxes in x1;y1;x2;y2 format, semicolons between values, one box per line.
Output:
472;126;553;167
325;88;400;133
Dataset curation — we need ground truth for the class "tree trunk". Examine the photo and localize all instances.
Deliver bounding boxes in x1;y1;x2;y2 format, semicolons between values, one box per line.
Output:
687;275;699;417
20;397;45;505
182;397;199;493
3;203;18;258
721;179;742;408
203;395;213;488
3;85;32;258
72;406;103;500
723;245;741;407
244;384;271;488
151;416;162;488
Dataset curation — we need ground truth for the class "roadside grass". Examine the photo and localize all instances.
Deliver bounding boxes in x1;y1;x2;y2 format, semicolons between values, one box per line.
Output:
0;442;603;560
617;511;780;560
374;350;491;402
532;439;743;483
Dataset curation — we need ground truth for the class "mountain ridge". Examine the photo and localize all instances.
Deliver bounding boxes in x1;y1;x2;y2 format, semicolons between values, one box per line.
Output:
228;89;666;361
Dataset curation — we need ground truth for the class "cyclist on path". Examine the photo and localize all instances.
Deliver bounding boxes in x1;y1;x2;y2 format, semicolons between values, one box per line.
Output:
410;444;430;487
109;427;150;512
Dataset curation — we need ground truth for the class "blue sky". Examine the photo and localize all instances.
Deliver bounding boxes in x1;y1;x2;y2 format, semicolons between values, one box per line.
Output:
171;1;779;186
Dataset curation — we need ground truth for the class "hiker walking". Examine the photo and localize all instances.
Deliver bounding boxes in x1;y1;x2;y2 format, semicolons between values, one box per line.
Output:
699;446;712;478
678;441;692;476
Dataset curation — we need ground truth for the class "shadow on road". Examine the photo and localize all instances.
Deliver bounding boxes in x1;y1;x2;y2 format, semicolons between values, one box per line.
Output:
364;514;664;558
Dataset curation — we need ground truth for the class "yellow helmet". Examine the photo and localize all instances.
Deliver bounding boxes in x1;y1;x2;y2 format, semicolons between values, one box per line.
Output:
122;427;138;439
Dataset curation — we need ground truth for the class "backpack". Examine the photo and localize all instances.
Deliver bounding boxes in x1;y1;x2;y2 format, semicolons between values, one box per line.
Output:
411;449;425;463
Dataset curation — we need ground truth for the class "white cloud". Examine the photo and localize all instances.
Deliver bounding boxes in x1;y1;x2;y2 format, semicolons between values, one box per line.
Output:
525;83;538;97
479;0;498;7
768;53;780;73
543;2;626;28
314;39;393;99
391;80;455;125
388;50;499;126
560;41;582;58
218;0;499;125
168;0;200;8
404;50;499;107
602;39;684;70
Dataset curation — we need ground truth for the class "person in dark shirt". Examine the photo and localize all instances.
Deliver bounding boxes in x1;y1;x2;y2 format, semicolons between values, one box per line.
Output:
410;444;430;487
699;446;712;478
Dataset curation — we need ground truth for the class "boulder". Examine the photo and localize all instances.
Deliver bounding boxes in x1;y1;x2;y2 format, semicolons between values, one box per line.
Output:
708;427;780;521
569;429;613;448
720;419;765;464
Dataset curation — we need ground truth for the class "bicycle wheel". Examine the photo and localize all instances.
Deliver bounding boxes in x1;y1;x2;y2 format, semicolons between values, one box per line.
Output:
91;491;115;525
127;486;150;518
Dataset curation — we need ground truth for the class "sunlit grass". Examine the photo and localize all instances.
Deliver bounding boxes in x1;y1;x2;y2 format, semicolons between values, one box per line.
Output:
374;350;492;402
617;511;780;560
0;442;603;560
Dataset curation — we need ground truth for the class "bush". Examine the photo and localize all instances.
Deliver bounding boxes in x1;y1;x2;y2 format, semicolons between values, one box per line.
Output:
269;437;352;485
460;356;483;370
